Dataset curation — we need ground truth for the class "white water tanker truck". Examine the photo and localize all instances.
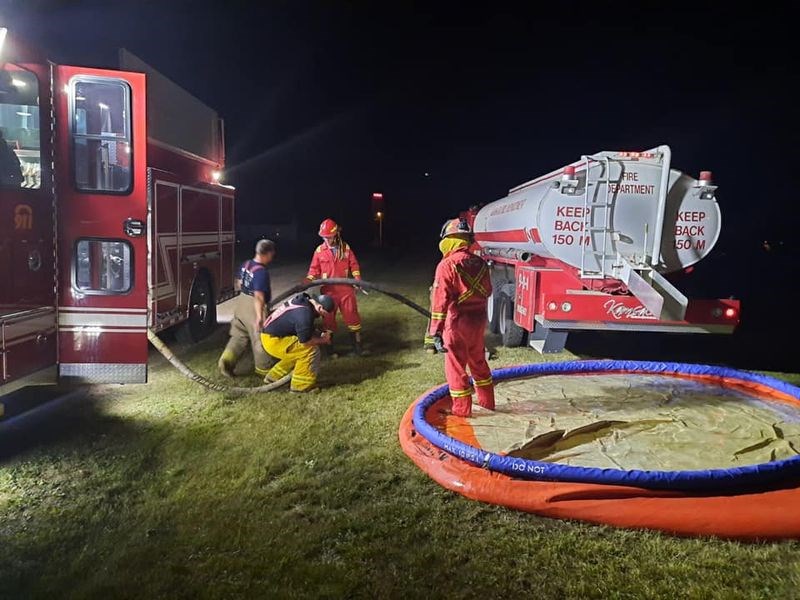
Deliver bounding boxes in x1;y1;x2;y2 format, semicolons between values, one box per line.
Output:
468;145;739;353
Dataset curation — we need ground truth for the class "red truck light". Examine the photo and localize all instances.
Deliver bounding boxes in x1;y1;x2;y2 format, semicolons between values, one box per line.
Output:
618;151;655;159
712;306;738;319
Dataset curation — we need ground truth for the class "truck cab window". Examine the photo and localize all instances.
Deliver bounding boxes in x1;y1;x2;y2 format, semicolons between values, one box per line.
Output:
72;78;132;193
0;65;41;189
75;239;132;294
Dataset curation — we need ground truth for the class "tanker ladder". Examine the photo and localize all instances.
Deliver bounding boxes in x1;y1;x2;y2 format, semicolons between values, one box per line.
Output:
579;145;688;321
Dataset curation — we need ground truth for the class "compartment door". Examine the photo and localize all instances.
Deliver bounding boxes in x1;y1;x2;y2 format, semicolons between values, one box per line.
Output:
53;65;149;383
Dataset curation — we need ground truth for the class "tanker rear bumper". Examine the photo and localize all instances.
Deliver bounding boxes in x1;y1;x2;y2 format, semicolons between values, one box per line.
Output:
536;295;740;335
535;317;736;334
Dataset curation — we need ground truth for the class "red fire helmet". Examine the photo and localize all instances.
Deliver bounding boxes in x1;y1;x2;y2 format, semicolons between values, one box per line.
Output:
319;218;339;238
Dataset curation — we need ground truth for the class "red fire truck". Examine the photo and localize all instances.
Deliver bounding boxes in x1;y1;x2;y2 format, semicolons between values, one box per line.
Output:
468;146;740;352
1;30;234;407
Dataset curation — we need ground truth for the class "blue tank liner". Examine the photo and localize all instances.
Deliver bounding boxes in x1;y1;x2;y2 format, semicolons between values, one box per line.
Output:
412;361;800;491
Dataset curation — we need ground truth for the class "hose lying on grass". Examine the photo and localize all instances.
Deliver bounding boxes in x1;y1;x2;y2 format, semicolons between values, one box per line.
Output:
147;329;293;393
148;279;431;394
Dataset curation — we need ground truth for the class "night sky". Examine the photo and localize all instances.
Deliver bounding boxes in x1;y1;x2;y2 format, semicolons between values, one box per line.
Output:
2;1;796;252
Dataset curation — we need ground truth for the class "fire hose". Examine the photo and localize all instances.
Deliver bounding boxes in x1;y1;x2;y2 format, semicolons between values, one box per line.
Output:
147;278;431;394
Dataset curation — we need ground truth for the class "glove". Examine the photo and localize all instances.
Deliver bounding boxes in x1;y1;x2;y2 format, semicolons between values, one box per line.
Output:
432;334;447;353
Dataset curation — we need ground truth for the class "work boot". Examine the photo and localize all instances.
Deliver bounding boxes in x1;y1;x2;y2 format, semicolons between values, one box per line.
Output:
351;333;369;356
218;357;234;378
290;386;321;394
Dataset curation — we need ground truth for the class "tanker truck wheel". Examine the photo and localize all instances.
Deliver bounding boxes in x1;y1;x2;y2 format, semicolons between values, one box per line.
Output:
487;270;508;334
487;288;501;334
498;294;526;347
176;273;217;344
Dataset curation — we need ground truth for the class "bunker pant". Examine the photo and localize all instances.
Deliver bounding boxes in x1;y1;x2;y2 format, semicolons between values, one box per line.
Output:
320;285;361;333
443;306;495;417
220;293;274;376
423;285;436;348
261;333;321;392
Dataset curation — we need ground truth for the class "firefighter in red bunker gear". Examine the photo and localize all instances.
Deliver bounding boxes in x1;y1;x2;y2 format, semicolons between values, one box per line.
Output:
429;218;495;417
307;219;366;355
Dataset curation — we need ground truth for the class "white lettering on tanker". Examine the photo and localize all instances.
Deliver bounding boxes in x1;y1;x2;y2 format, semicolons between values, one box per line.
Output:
673;211;708;251
490;199;525;216
604;300;656;320
608;171;655;195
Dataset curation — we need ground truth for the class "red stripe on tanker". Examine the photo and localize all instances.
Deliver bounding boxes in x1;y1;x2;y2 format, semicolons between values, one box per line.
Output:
473;156;720;274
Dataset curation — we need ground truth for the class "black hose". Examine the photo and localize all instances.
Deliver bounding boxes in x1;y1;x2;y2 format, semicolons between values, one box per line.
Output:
149;279;430;394
270;278;431;319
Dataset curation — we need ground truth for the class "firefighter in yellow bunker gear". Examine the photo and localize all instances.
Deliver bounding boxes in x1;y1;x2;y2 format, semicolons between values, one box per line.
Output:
260;293;336;393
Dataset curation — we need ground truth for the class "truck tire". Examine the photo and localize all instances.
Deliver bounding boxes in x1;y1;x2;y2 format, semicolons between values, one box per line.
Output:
487;287;501;334
487;269;508;334
176;274;216;344
498;294;525;347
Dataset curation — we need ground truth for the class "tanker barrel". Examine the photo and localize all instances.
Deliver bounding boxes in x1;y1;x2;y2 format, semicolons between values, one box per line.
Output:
473;151;721;275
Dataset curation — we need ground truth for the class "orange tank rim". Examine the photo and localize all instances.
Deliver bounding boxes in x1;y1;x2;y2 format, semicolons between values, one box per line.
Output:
400;361;800;540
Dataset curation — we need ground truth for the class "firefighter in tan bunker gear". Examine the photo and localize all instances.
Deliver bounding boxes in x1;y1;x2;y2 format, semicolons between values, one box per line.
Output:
218;239;276;377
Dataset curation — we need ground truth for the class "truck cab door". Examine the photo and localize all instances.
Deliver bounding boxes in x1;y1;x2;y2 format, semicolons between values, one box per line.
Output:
53;65;148;383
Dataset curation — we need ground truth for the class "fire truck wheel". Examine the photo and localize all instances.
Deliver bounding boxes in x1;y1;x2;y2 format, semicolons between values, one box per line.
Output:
487;288;501;334
177;274;217;343
498;294;525;347
488;270;508;334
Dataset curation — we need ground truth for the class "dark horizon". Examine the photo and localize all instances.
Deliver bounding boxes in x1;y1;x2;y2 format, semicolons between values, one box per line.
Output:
2;1;796;256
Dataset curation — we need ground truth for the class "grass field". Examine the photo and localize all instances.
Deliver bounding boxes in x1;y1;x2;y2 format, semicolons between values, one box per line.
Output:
2;264;800;599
